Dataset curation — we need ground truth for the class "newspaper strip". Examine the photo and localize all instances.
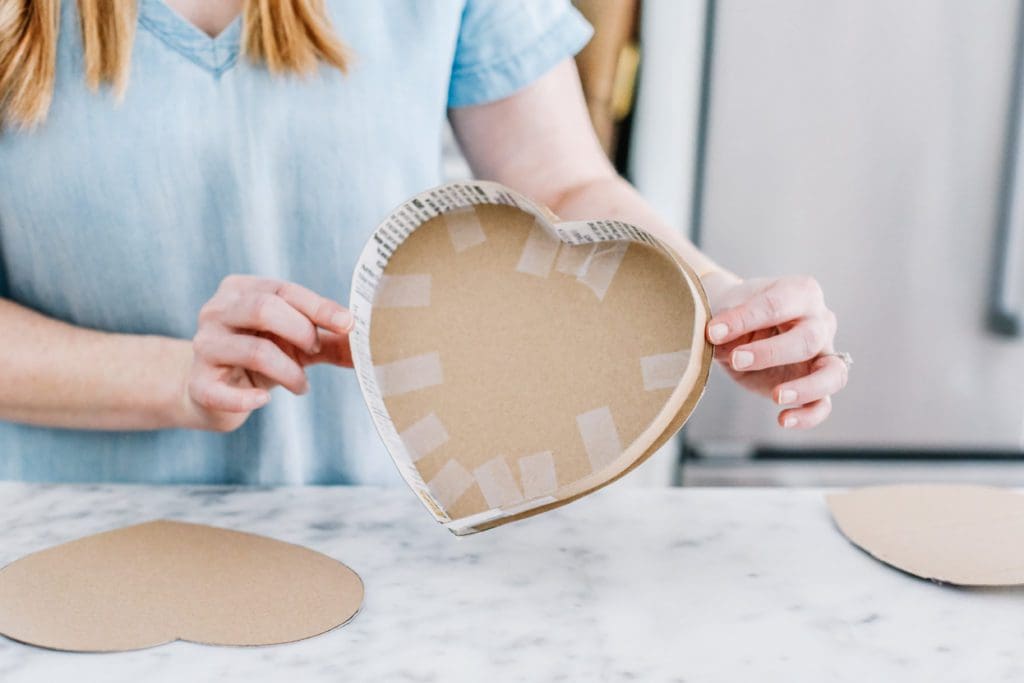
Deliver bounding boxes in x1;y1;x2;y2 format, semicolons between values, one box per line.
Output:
349;181;687;534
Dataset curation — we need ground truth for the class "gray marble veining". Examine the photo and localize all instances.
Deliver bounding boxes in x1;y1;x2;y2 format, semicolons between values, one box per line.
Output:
0;482;1020;682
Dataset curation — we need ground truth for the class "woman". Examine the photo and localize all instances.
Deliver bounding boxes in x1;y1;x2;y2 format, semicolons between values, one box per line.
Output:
0;0;845;485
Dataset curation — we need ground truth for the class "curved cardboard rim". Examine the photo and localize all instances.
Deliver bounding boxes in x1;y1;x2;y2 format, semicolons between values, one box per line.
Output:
349;181;714;533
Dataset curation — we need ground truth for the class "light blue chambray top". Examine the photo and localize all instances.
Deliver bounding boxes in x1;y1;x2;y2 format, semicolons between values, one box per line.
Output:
0;0;592;485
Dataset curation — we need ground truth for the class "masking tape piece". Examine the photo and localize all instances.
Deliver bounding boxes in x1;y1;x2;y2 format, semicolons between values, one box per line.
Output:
427;460;475;510
576;406;623;471
375;274;431;308
577;243;629;300
555;243;595;277
374;352;443;398
399;412;449;462
518;451;558;499
641;350;692;391
474;457;525;509
445;207;487;253
515;223;561;278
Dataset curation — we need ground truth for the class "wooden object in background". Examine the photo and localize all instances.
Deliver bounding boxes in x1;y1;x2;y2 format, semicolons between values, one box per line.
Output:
573;0;641;156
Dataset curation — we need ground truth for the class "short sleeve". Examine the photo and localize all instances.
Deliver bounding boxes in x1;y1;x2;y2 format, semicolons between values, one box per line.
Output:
448;0;594;108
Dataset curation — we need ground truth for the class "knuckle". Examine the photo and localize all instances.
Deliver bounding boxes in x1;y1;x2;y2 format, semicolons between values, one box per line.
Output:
811;284;826;308
762;290;786;318
800;332;816;359
739;307;761;331
837;362;850;390
314;299;335;324
822;395;834;414
191;380;215;409
789;275;824;309
245;338;272;368
207;289;241;319
226;394;247;414
220;274;244;291
276;281;299;300
797;274;822;296
197;302;218;324
192;330;216;358
252;293;277;327
810;325;826;352
824;309;838;335
303;325;319;351
801;325;825;357
274;367;303;392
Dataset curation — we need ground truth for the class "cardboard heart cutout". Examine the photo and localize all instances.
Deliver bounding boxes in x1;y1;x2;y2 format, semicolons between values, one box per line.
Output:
0;520;363;652
350;182;713;535
828;484;1024;586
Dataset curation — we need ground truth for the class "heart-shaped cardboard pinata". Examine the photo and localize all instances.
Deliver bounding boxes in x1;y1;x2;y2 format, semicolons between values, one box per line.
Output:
0;520;363;652
828;484;1024;586
350;181;713;535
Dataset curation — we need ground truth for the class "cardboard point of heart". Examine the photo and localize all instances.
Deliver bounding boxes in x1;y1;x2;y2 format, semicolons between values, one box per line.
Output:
828;484;1024;586
350;182;713;534
0;520;364;652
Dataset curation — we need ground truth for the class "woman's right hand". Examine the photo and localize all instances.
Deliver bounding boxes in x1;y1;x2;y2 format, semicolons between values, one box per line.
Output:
180;275;355;432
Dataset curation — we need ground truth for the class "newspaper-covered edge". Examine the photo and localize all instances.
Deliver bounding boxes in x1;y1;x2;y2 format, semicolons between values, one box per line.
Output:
349;180;682;531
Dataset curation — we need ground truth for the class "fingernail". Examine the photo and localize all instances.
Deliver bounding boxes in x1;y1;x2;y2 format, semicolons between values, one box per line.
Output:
732;350;754;370
311;336;322;355
332;311;353;332
709;323;729;342
783;416;798;428
778;389;797;405
253;393;270;408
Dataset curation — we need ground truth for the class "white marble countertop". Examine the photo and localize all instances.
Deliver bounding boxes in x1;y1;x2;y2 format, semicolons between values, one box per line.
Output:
0;482;1019;682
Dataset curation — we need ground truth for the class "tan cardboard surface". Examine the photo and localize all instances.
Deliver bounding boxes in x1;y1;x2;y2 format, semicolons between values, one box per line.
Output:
0;520;363;652
350;182;713;534
827;484;1024;586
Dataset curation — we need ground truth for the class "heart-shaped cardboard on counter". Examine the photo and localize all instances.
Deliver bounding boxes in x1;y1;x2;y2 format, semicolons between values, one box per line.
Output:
350;182;713;535
828;484;1024;586
0;520;363;652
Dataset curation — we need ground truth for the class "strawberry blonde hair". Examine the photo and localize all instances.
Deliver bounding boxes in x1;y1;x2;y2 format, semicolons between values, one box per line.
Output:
0;0;348;128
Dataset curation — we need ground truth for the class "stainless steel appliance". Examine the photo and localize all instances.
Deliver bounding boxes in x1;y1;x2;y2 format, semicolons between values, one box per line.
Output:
631;0;1024;484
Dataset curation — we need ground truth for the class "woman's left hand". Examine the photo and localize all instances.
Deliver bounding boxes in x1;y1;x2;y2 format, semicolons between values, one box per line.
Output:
701;273;846;429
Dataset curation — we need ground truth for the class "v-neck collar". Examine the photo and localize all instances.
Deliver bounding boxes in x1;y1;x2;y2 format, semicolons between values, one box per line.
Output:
138;0;243;76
